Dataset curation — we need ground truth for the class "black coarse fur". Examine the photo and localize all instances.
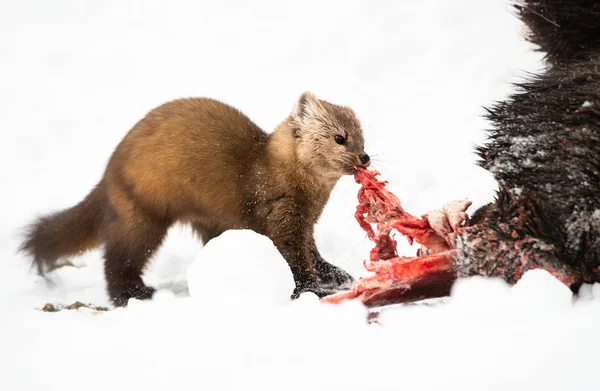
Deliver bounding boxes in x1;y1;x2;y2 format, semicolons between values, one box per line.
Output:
517;0;600;63
462;0;600;284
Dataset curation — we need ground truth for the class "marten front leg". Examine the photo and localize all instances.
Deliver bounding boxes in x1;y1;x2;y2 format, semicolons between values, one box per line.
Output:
265;198;324;298
309;237;354;289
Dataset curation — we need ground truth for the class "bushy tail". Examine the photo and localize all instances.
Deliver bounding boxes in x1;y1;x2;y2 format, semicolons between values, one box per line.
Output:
20;181;106;274
517;0;600;62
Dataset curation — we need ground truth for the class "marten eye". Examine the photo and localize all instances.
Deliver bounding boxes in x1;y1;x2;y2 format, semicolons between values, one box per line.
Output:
334;135;346;145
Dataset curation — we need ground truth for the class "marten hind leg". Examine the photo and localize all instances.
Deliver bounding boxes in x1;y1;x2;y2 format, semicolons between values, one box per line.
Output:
191;221;224;246
101;200;170;307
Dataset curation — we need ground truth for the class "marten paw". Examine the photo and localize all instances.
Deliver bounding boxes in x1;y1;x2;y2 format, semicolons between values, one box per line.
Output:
291;282;346;300
315;262;355;289
110;285;156;307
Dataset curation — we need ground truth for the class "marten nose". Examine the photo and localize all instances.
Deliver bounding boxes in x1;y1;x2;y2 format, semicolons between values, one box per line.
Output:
359;153;370;165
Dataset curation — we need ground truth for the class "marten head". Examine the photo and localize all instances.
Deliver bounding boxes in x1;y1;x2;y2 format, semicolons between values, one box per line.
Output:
290;91;369;178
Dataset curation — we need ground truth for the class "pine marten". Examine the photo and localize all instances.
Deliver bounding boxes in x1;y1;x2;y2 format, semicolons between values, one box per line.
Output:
21;91;370;306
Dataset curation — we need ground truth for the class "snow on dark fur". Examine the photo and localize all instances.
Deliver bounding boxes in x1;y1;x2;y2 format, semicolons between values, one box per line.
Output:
466;0;600;284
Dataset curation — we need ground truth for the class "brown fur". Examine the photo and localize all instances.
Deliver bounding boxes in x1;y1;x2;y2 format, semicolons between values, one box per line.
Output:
21;92;369;306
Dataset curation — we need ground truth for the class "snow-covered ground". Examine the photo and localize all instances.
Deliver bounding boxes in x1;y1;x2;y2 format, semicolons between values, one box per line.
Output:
2;0;599;390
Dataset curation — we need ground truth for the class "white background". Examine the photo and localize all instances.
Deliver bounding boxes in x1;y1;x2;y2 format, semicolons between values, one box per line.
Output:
3;1;599;390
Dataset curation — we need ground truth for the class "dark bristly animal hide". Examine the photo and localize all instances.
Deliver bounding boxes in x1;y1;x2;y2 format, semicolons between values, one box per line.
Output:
463;0;600;287
516;0;600;63
322;0;600;308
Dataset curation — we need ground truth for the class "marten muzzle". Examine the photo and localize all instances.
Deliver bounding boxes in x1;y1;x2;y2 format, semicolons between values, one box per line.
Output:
359;153;370;166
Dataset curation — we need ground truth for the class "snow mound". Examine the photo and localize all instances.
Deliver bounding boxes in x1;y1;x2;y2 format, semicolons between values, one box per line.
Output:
451;276;511;309
187;230;295;307
592;282;600;300
511;269;573;310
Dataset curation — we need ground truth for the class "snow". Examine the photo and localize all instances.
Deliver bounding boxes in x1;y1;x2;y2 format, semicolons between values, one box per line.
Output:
2;0;600;390
511;269;574;310
187;230;295;306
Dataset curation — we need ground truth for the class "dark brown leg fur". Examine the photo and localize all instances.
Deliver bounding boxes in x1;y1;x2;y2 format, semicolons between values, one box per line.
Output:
309;238;354;289
264;198;315;293
191;222;224;245
101;200;170;307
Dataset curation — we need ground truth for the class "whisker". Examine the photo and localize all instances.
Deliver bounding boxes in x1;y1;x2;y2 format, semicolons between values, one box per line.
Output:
343;233;369;268
370;161;394;172
371;157;396;164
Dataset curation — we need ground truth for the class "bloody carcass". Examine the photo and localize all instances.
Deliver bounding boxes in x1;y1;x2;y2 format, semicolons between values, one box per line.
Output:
323;0;600;307
321;168;583;307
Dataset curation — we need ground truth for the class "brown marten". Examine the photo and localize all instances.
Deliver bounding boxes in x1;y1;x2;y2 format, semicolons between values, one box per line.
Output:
21;92;370;306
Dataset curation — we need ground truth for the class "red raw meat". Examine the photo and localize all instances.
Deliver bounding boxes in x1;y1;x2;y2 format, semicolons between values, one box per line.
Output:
322;168;457;307
321;168;581;308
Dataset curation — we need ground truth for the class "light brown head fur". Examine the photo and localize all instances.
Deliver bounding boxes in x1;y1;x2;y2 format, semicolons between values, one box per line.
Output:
288;91;369;179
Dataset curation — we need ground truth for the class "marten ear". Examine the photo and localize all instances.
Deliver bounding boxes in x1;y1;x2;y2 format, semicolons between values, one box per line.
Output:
292;91;324;126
